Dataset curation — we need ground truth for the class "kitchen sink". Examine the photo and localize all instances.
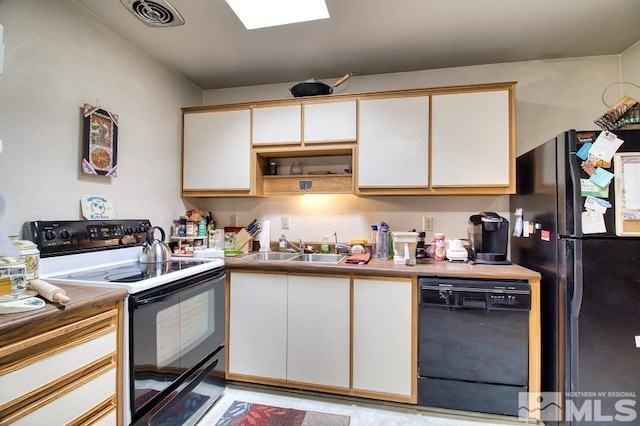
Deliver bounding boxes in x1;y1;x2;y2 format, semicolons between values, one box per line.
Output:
242;252;298;261
289;253;347;263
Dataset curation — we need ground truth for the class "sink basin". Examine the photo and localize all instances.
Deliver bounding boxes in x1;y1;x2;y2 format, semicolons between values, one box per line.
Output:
243;252;298;261
289;253;347;263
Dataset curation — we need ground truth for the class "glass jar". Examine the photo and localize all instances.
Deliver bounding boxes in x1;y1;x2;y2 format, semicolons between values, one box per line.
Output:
10;238;39;280
290;161;303;175
269;161;278;176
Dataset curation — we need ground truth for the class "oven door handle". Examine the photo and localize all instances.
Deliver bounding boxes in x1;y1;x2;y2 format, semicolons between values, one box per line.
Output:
134;294;170;306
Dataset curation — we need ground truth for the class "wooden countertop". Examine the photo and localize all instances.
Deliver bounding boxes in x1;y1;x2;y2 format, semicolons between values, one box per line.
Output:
224;254;541;281
0;285;127;342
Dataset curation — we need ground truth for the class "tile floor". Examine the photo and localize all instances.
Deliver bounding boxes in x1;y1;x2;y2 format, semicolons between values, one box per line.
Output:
197;383;532;426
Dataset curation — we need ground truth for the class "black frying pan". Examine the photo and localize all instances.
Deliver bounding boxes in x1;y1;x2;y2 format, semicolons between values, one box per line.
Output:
290;72;353;97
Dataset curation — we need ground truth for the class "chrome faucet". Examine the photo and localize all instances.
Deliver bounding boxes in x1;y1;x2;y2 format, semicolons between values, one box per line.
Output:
287;238;305;254
333;232;351;254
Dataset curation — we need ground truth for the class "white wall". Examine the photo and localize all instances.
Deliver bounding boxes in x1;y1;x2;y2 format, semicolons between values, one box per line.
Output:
0;0;202;236
200;55;629;244
621;40;640;96
1;0;637;248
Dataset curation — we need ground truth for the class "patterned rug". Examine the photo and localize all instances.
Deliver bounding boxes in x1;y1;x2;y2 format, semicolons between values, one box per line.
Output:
215;400;351;426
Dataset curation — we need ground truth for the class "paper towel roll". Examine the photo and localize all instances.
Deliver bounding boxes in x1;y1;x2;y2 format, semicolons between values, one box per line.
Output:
28;279;70;305
258;220;271;252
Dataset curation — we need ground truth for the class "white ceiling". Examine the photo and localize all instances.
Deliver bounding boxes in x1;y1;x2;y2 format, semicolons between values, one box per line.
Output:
72;0;640;91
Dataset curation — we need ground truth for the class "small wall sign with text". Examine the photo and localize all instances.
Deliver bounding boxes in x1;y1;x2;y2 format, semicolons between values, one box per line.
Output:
81;195;115;220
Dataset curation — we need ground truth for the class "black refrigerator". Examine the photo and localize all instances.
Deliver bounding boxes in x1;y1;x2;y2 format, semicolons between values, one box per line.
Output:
511;129;640;425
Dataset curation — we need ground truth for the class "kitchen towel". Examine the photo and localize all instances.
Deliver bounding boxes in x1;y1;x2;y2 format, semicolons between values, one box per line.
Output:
258;219;271;252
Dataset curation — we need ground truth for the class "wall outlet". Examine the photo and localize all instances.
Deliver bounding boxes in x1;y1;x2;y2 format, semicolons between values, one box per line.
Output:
230;214;238;227
281;216;290;229
422;216;433;232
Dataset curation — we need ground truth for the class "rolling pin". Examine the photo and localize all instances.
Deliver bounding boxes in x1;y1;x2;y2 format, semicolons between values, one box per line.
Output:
28;279;70;305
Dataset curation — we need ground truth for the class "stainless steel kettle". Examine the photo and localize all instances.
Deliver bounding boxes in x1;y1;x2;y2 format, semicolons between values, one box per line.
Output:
139;226;172;264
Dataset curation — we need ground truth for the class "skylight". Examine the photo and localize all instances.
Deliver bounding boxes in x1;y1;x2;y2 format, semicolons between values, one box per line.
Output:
226;0;330;30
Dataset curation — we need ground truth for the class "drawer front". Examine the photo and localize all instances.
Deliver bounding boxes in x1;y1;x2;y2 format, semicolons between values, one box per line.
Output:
0;330;116;406
11;367;116;425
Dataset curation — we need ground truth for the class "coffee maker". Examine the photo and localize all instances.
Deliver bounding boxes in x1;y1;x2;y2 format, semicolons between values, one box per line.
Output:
468;212;511;264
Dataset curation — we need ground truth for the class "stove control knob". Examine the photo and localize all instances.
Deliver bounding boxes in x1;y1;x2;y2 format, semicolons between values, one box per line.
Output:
125;226;134;235
59;229;71;240
44;230;56;241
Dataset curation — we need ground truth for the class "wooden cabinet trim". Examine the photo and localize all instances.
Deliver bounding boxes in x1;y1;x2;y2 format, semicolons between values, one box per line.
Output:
0;308;117;361
0;355;116;425
66;396;117;426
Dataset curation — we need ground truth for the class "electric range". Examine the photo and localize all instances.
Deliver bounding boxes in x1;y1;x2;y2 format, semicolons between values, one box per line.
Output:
23;219;226;425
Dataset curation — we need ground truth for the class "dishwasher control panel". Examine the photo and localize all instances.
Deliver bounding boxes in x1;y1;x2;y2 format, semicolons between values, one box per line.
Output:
419;277;530;311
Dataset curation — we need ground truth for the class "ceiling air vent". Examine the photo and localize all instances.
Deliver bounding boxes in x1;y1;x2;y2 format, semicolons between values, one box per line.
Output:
120;0;185;27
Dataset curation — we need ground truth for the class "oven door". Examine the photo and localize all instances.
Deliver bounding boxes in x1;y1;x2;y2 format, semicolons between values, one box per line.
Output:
129;266;225;423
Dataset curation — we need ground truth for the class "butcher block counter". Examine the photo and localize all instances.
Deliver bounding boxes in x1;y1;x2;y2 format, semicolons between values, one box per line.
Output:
0;285;126;425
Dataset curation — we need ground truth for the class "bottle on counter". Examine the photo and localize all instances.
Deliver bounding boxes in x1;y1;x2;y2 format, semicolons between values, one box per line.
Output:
377;222;389;260
320;235;330;254
370;225;378;257
278;234;287;252
434;232;446;260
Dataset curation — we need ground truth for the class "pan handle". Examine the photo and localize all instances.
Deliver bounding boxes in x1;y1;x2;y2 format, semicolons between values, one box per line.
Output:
332;72;353;89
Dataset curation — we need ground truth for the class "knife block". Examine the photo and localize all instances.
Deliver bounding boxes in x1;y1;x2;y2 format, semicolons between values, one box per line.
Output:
234;229;254;253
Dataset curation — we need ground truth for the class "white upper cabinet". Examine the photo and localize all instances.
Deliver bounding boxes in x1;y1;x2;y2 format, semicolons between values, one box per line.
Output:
252;104;301;145
303;101;357;143
431;89;512;187
182;109;251;192
358;96;430;188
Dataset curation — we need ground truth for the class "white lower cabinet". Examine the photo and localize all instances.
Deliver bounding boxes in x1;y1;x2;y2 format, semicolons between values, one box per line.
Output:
286;275;350;388
229;272;350;388
353;277;413;398
228;272;288;380
229;272;414;401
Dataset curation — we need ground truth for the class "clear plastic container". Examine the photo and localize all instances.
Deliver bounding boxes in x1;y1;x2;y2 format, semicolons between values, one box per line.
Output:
370;225;378;257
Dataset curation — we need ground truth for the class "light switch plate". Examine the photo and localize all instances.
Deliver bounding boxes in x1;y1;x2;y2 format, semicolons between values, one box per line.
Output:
281;216;290;229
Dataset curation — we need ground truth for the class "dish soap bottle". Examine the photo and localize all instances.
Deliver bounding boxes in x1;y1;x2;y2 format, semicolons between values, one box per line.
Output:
320;234;330;254
278;234;287;252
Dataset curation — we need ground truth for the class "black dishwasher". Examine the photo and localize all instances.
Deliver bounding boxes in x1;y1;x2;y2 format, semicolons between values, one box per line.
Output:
418;277;530;416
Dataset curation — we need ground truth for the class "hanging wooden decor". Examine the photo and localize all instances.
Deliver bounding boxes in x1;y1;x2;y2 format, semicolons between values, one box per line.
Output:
81;103;118;177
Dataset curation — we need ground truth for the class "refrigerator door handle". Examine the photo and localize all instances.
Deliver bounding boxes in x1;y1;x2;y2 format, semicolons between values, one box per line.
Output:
570;241;583;318
567;131;583;238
